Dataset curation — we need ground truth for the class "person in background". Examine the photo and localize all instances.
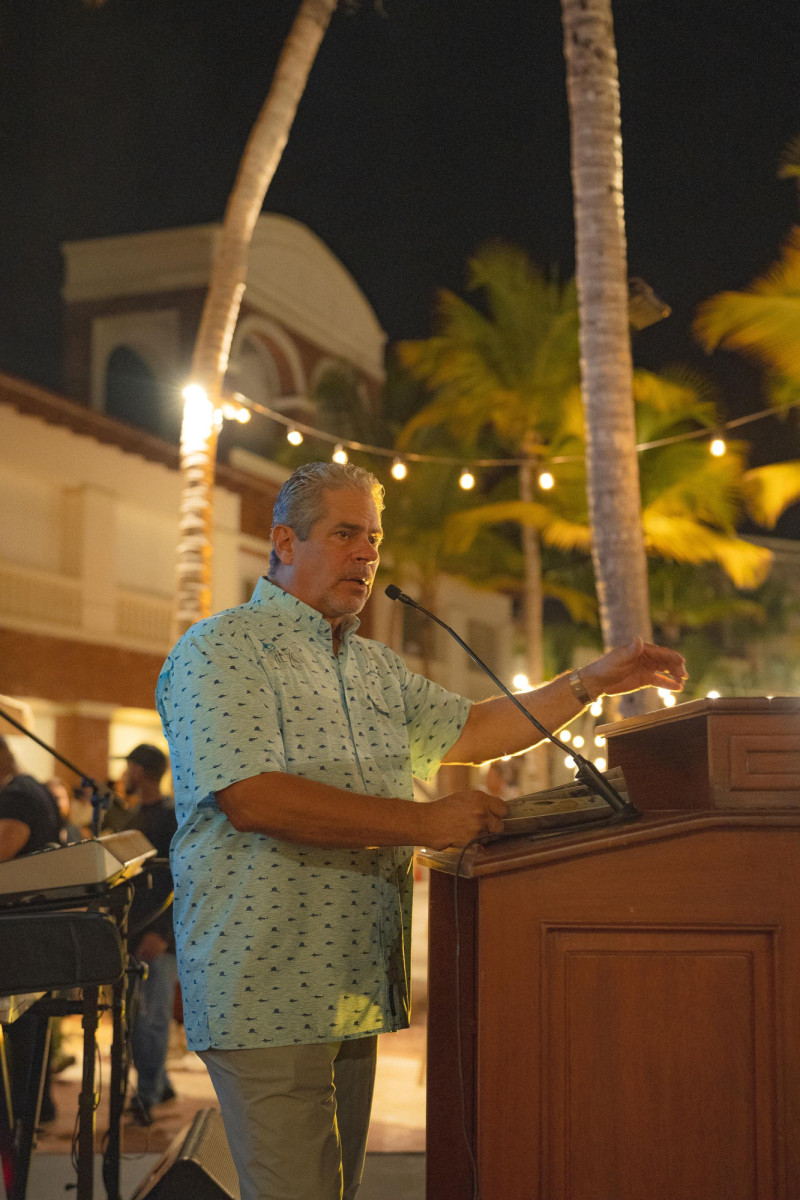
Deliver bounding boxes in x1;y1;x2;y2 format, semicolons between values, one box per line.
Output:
46;777;82;845
0;737;65;1122
0;737;61;861
119;743;178;1126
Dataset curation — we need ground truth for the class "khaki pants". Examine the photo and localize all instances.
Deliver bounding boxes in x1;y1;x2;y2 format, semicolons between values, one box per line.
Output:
200;1037;378;1200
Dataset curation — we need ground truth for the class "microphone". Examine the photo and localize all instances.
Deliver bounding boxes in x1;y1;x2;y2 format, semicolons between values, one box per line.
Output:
384;584;638;819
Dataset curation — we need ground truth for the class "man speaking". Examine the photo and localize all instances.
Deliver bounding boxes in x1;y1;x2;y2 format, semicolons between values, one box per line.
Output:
156;461;686;1200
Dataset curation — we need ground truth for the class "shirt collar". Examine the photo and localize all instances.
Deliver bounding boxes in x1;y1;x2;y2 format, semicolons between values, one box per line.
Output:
249;576;361;642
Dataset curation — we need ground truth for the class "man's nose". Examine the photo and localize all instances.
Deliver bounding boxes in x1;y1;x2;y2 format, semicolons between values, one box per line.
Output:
354;536;379;561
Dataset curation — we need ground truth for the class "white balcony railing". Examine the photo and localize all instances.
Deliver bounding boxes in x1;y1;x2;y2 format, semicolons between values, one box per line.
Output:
0;561;82;629
0;560;173;650
115;589;173;646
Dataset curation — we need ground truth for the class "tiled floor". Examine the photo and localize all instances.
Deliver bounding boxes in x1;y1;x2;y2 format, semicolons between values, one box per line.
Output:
26;1151;425;1198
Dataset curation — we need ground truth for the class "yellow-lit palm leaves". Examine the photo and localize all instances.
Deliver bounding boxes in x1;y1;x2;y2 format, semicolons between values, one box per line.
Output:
695;228;800;383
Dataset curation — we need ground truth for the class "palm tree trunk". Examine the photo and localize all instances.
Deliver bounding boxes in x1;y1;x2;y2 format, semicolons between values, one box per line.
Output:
519;454;548;789
174;0;338;635
561;0;653;718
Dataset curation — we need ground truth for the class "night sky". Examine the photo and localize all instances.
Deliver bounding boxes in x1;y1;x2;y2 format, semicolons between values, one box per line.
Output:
1;0;799;473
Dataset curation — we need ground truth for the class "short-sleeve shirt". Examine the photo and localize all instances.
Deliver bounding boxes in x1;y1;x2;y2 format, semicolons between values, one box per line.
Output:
155;578;471;1052
0;775;61;855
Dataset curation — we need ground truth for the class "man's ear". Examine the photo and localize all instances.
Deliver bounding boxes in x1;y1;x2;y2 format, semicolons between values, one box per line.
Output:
271;523;296;566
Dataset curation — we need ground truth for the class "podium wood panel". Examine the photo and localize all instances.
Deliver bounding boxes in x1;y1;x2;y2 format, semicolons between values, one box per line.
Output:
424;814;800;1200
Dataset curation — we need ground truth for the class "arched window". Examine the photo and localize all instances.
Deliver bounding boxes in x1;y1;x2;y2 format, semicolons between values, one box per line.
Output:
105;346;181;442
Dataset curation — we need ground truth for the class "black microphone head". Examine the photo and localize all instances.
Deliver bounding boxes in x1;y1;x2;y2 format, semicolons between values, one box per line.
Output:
385;584;403;602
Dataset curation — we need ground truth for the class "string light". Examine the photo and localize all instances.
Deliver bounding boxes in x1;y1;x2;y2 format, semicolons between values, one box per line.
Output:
332;444;348;465
564;755;576;770
222;392;800;485
287;427;304;446
390;457;408;480
594;756;607;771
512;673;530;690
572;734;585;749
221;401;251;423
707;690;721;699
594;734;606;747
589;699;603;717
559;729;572;743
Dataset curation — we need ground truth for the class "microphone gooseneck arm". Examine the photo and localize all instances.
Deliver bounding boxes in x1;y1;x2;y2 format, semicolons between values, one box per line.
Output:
384;584;637;818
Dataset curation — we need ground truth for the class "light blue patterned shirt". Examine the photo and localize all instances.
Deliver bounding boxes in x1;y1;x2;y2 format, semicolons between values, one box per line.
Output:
155;578;471;1051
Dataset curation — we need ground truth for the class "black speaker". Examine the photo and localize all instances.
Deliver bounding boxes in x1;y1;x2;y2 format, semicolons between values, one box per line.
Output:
129;1107;240;1199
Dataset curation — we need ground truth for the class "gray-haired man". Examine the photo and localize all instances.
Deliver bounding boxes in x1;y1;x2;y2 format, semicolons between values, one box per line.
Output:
156;461;686;1200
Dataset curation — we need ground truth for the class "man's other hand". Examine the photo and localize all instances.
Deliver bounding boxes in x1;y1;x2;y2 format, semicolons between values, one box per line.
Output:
135;930;169;962
421;789;508;850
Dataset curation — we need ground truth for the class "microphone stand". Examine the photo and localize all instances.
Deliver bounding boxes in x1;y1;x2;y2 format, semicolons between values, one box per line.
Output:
0;704;117;837
384;584;639;821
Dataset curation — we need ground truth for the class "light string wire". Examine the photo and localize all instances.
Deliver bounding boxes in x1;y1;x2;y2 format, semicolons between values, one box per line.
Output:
226;391;800;471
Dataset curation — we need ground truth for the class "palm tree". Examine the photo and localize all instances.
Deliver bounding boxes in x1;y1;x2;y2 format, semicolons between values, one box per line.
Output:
560;0;652;714
175;0;339;633
398;242;583;692
396;243;800;675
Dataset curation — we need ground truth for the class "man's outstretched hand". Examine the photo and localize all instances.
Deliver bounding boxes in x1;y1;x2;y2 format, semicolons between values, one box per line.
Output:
581;637;688;702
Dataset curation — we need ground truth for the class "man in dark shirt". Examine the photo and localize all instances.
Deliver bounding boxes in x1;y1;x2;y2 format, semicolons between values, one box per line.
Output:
0;736;66;1122
119;743;178;1126
0;737;61;860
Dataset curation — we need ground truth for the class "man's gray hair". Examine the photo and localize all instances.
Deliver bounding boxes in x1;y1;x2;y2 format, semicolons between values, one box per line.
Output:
268;461;384;574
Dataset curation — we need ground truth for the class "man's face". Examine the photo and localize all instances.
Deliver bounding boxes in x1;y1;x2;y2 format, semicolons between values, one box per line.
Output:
273;487;382;624
123;761;144;797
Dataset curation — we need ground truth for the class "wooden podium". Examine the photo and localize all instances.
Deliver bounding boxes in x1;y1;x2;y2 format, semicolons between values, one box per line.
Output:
420;699;800;1200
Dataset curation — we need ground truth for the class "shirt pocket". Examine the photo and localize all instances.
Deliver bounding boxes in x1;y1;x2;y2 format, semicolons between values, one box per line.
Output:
363;669;404;720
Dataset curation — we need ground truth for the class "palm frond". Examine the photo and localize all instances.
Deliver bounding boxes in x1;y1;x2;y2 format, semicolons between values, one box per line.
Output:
694;229;800;378
541;581;598;625
641;441;747;529
643;513;773;588
741;460;800;527
778;134;800;180
444;499;591;556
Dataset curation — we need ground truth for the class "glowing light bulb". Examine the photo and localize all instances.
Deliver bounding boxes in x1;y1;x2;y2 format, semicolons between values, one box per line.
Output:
710;437;726;457
332;444;348;465
594;756;607;771
589;700;603;716
235;407;251;423
572;735;585;749
564;755;576;770
538;471;555;490
459;468;475;490
707;690;720;699
594;735;606;747
182;383;207;405
181;384;219;450
391;458;407;480
287;428;304;446
663;693;677;707
512;673;530;691
559;729;571;743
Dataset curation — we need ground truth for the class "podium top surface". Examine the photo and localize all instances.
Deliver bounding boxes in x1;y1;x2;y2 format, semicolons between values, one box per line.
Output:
597;695;800;738
417;809;800;879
